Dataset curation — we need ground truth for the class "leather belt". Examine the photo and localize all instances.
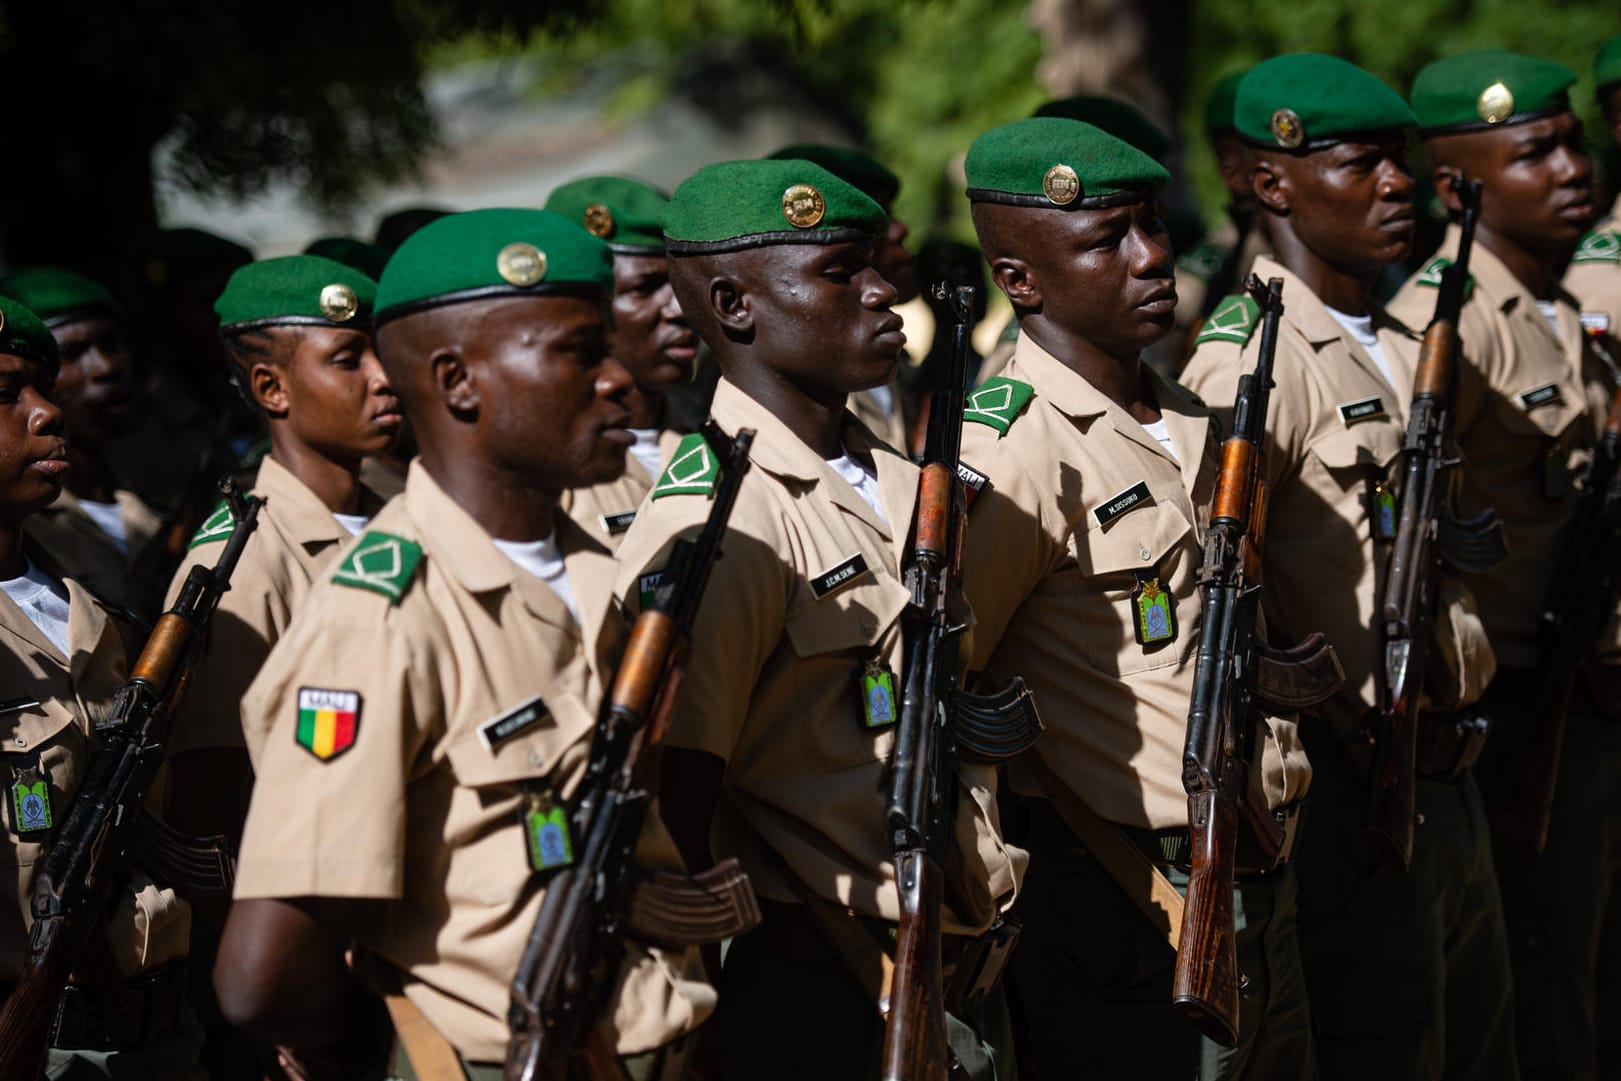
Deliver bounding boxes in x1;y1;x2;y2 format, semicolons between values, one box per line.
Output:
47;964;187;1051
1029;799;1301;877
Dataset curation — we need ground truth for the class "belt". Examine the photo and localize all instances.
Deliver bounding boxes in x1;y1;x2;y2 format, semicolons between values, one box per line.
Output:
1416;707;1491;779
1029;799;1300;877
46;964;187;1051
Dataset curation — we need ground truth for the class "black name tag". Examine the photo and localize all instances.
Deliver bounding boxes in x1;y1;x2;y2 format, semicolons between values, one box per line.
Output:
811;553;871;598
957;461;989;509
479;694;551;751
1518;383;1563;410
599;511;637;536
1092;481;1152;528
1337;397;1386;425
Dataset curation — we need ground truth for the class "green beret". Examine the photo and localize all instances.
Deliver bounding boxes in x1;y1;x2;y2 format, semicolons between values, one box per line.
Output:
1204;69;1248;136
374;206;452;255
375;208;613;326
964;117;1169;209
303;236;389;280
141;228;253;290
1032;96;1172;161
662;160;889;254
215;255;377;334
1410;49;1576;136
0;296;61;378
544;176;669;253
767;144;900;208
1595;35;1621;93
1236;54;1415;150
0;268;119;328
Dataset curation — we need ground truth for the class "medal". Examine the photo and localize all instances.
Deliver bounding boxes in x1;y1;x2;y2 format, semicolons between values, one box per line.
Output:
1132;572;1177;647
1367;475;1397;541
858;657;898;729
522;787;574;873
8;756;52;838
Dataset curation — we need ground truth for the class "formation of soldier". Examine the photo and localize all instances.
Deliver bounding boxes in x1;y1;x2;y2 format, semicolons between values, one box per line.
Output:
0;34;1619;1081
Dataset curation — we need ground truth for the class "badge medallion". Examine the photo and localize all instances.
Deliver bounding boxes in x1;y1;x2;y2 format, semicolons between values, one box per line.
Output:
8;758;51;837
523;788;574;872
1132;573;1177;647
1477;82;1515;125
1368;477;1397;541
295;688;361;761
858;657;898;729
782;184;826;229
1270;108;1306;149
583;203;616;239
1042;164;1080;206
497;242;548;287
319;283;359;323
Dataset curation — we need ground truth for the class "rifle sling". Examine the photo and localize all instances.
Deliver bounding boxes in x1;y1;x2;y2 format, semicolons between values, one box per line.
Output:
1032;760;1183;953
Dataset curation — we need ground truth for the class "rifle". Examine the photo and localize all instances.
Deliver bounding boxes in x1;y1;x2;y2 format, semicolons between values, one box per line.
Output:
1497;331;1621;853
1173;276;1344;1046
881;284;1043;1080
1370;178;1504;870
506;422;763;1081
0;481;260;1078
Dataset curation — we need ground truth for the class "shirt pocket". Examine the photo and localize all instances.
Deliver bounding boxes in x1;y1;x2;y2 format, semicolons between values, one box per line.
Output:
443;688;597;798
1;697;86;866
1072;501;1194;679
1296;424;1402;555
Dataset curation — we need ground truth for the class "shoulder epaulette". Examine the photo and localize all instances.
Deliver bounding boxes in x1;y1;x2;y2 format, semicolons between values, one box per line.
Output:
331;530;423;604
962;377;1035;436
1571;229;1621;265
1178;240;1225;282
1413;256;1476;298
187;500;236;550
650;432;719;499
1194;294;1260;347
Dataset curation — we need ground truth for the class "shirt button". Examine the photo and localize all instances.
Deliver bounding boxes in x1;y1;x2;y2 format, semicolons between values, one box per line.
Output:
13;736;26;747
528;750;544;768
861;618;877;636
1139;547;1152;561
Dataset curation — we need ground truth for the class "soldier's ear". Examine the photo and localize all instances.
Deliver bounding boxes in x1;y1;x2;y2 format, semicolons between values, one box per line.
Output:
988;255;1040;312
710;275;752;335
249;361;288;418
431;349;477;415
1251;156;1290;215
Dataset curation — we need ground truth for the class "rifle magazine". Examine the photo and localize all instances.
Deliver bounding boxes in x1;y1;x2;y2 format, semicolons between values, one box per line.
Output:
621;860;762;949
952;678;1044;763
1252;634;1344;711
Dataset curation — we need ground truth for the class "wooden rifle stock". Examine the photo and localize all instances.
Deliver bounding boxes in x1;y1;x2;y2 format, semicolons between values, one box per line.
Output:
885;849;949;1081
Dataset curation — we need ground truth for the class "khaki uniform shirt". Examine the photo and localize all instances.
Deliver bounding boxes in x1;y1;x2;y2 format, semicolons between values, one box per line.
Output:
1186;256;1494;737
963;333;1310;829
612;378;1024;932
165;455;384;758
0;560;188;980
1389;229;1604;668
561;429;681;552
1563;193;1621;349
235;462;709;1060
25;488;164;617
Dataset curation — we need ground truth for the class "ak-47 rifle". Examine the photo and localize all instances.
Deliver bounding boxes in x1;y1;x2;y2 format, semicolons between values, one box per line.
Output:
881;284;1043;1081
0;481;260;1078
1370;178;1505;870
1174;276;1345;1046
1497;331;1621;853
505;422;763;1081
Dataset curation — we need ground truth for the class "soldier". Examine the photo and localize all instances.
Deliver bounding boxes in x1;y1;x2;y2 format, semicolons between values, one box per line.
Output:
1387;49;1615;1081
0;268;164;618
1564;35;1621;349
160;254;399;845
959;116;1311;1079
214;209;711;1080
0;295;197;1077
613;159;1024;1079
1184;54;1510;1081
545;176;696;548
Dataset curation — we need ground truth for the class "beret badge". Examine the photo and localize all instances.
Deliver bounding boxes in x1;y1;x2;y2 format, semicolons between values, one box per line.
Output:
781;184;827;229
1477;82;1515;125
319;283;359;323
497;242;548;287
1042;164;1081;206
583;203;616;239
1270;108;1306;149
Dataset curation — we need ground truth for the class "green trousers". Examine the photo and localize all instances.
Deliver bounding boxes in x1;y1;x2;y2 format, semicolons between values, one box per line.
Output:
1475;672;1621;1081
1006;824;1313;1080
42;1008;202;1081
1293;731;1516;1081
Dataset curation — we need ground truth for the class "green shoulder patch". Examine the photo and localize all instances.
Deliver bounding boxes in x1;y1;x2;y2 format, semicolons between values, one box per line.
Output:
1571;230;1621;265
1193;294;1259;347
1178;240;1225;282
962;377;1035;436
1413;256;1475;298
187;500;235;550
331;531;423;604
650;432;718;499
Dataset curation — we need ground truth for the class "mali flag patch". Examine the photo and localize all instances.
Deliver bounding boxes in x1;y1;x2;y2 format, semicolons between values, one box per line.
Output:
295;688;361;761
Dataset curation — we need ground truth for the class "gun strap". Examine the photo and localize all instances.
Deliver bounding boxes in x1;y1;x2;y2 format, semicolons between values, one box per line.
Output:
382;991;470;1081
1032;760;1184;953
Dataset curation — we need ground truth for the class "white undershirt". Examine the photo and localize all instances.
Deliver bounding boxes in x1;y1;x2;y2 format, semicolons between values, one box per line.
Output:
332;512;369;537
1326;306;1397;390
493;534;580;625
628;428;665;480
826;451;889;526
1535;300;1563;338
865;383;896;417
78;498;127;554
2;560;71;657
1140;418;1180;462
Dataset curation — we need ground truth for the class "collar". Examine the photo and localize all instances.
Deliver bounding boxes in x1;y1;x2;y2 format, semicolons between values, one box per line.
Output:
1438;223;1581;320
1250;255;1416;391
253;456;353;551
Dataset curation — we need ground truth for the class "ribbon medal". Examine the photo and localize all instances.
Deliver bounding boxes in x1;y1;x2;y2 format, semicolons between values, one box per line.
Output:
859;657;898;729
523;788;574;873
1132;573;1177;647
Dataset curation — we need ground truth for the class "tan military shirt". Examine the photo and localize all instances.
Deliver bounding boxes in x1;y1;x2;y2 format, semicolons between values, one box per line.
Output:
1187;256;1495;738
235;462;709;1060
613;378;1023;932
963;333;1309;829
1563;194;1621;350
25;488;164;616
0;558;188;980
561;429;681;551
1389;228;1602;668
165;455;385;758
